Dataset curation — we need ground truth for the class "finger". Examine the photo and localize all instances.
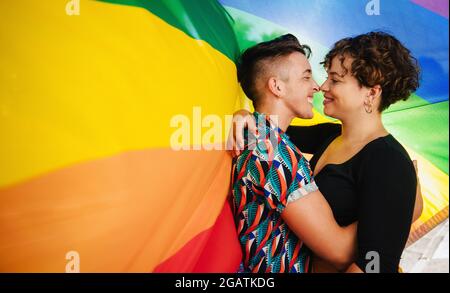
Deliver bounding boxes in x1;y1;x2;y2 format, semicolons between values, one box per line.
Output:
226;119;237;155
234;121;245;150
232;121;243;156
247;115;258;137
226;124;233;151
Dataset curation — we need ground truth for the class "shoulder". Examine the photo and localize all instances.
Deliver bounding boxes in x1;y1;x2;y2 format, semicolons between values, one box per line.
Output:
359;135;416;178
252;132;302;165
357;136;417;203
364;135;412;163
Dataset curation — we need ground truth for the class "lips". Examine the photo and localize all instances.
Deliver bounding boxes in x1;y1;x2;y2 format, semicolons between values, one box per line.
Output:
323;96;334;105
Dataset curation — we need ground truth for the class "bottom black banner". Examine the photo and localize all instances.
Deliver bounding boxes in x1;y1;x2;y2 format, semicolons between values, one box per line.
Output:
0;273;444;290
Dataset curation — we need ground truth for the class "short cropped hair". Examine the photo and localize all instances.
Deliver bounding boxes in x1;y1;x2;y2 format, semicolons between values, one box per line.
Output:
237;34;311;106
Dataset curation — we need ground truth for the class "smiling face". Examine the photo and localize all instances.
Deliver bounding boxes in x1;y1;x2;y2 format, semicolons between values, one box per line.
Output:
281;52;319;119
320;55;370;120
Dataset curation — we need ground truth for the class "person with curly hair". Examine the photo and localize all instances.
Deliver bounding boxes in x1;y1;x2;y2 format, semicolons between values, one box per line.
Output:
231;31;423;273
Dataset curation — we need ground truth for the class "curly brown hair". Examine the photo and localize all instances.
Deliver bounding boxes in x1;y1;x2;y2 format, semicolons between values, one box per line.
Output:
322;31;420;112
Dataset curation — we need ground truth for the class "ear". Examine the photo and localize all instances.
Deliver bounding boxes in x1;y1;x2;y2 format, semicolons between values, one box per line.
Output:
368;85;382;101
364;85;382;105
268;77;284;98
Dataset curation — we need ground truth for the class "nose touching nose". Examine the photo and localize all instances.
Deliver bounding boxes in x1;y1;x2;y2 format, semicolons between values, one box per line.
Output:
313;80;320;93
319;80;328;92
311;78;326;94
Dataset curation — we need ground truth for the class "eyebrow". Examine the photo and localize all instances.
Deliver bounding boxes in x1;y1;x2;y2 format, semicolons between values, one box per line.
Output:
303;69;312;74
328;71;344;78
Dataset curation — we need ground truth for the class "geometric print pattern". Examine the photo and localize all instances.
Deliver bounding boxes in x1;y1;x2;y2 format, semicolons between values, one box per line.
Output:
231;112;318;272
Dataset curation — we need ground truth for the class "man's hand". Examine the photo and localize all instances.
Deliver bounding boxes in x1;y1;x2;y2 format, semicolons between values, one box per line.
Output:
226;109;258;156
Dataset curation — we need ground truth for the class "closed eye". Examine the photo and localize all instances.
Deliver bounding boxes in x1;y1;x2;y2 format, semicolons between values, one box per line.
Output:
328;77;340;84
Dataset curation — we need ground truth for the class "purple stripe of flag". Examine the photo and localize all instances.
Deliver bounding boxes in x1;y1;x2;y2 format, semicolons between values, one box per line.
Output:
411;0;449;18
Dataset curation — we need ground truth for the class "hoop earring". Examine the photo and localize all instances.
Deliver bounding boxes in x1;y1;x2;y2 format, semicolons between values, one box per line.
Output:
364;102;373;114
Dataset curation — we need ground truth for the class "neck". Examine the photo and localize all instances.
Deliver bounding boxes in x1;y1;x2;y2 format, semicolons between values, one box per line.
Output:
340;112;388;143
255;103;294;132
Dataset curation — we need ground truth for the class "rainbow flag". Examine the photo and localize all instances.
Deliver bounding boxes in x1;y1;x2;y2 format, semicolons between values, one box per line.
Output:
0;0;447;272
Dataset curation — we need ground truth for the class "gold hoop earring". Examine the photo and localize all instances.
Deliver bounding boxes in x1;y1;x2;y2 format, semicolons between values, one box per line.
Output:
364;102;373;114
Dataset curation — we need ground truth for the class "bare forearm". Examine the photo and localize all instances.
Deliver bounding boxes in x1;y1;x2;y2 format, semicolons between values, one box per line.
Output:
324;223;357;270
282;191;357;270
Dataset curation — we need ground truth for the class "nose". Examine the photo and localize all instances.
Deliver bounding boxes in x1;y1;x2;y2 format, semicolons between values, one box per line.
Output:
320;80;329;93
312;79;320;93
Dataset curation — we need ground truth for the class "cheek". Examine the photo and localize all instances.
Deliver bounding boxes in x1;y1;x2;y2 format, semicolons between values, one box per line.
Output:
342;97;364;113
330;86;355;107
288;87;303;102
329;83;342;95
297;85;309;100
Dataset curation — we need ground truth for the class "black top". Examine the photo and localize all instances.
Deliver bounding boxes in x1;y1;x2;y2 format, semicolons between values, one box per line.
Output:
286;123;417;273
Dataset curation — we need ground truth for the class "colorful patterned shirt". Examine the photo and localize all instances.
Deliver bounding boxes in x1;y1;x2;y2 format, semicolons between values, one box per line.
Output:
231;112;318;273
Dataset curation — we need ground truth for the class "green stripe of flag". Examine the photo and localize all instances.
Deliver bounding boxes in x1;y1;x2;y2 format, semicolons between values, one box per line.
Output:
384;101;449;174
98;0;240;62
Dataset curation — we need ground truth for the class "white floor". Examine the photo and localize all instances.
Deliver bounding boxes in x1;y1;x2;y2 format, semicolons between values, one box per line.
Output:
400;218;449;273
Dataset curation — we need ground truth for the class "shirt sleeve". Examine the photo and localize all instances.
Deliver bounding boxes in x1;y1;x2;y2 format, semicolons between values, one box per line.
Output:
250;136;318;214
286;123;341;154
355;147;417;273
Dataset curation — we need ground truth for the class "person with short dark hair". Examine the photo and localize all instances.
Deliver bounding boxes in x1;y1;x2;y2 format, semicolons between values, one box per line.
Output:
231;31;422;273
230;34;357;273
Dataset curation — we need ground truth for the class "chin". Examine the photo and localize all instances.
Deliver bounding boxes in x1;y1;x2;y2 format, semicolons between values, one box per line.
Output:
298;111;314;119
305;112;314;119
323;106;334;118
324;109;338;119
304;107;314;119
